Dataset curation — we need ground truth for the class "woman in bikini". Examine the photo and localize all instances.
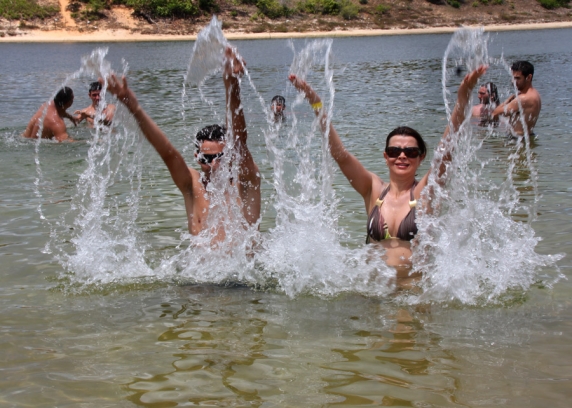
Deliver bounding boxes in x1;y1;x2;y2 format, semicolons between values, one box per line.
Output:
289;65;487;272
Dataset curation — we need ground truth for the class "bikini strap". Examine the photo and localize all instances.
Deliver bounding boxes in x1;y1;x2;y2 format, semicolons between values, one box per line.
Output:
409;180;418;209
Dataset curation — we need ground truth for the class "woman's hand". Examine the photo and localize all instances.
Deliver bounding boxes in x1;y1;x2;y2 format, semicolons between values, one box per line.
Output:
289;74;322;107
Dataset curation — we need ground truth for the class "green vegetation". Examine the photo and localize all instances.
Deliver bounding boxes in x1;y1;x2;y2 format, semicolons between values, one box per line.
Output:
0;0;59;19
446;0;460;7
375;3;390;13
340;0;358;19
537;0;569;8
257;0;291;18
121;0;199;18
297;0;341;15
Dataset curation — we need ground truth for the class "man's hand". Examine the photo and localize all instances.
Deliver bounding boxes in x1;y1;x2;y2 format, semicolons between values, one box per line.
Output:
64;111;80;126
223;46;245;89
74;109;91;123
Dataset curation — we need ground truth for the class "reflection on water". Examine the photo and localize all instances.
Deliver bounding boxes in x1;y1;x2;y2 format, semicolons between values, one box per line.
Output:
123;286;453;407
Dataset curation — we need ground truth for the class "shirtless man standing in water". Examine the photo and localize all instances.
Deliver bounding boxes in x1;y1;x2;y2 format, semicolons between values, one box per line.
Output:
493;61;541;137
105;47;261;240
75;82;116;127
23;87;78;142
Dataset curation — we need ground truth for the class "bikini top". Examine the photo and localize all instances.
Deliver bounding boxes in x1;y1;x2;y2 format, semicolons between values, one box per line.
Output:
366;181;418;243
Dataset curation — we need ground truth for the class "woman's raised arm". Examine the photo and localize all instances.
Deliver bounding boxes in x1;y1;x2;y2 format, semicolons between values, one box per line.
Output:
289;74;376;201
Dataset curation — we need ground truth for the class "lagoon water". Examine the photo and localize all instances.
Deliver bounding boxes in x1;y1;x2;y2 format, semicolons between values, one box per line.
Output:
1;28;572;407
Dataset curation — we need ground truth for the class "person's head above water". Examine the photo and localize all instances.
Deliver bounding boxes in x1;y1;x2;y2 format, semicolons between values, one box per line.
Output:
486;82;499;105
385;126;427;158
511;61;534;92
54;87;74;109
478;82;499;105
88;81;102;106
194;124;227;168
511;61;534;79
89;81;102;93
271;95;286;115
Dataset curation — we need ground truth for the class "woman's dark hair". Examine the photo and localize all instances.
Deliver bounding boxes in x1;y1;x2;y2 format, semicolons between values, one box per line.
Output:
194;124;226;152
53;87;74;108
385;126;427;156
486;82;500;105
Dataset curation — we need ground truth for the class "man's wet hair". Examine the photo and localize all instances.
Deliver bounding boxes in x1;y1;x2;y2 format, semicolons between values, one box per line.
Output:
385;126;427;156
271;95;285;106
54;87;74;108
511;61;534;78
195;124;226;152
89;81;102;93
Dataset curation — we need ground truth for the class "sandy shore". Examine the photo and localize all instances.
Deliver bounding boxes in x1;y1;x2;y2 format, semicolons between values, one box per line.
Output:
1;21;572;43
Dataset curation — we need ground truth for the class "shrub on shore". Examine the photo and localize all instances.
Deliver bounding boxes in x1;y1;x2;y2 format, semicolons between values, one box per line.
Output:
0;0;59;19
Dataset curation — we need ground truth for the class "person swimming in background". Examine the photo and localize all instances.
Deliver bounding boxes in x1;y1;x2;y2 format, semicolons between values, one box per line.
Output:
74;81;116;128
492;60;541;138
104;46;261;243
271;95;286;122
472;82;499;127
289;65;487;271
23;87;78;142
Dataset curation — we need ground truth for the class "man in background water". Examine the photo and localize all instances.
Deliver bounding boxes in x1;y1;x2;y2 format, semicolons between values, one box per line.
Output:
75;81;115;128
23;87;77;142
493;60;541;137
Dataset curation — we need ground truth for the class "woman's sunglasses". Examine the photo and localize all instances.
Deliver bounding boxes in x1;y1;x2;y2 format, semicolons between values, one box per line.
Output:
385;146;422;159
197;152;224;164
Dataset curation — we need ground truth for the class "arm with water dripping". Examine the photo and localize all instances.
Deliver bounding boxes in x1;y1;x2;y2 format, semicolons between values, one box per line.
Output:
223;47;261;223
288;74;375;202
420;65;488;190
104;75;194;194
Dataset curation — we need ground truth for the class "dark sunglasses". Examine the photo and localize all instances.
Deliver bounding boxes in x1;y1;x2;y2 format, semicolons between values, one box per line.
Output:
385;146;422;159
197;152;224;164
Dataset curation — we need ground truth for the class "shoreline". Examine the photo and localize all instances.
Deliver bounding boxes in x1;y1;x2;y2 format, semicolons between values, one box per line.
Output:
1;21;572;43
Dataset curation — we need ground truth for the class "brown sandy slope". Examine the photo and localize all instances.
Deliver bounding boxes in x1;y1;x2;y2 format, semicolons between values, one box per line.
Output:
1;0;571;41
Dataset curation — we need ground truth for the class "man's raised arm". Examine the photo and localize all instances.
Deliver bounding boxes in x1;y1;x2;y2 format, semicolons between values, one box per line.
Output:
223;47;259;184
105;75;193;193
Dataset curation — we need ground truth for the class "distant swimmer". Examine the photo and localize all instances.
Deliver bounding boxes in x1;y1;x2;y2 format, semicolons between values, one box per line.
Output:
105;46;261;241
74;81;116;128
493;61;541;137
290;66;487;273
271;95;286;122
23;87;78;142
472;82;499;127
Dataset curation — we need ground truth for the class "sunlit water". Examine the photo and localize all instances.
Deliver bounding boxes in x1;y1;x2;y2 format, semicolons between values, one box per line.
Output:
1;26;571;406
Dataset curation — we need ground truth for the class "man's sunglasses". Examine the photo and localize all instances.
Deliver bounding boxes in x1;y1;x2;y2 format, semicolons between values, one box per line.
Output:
197;152;224;164
385;146;422;159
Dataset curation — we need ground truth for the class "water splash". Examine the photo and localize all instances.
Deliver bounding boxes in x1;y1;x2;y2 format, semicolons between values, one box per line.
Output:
39;28;563;303
184;16;228;87
254;40;395;298
36;48;154;285
409;28;564;305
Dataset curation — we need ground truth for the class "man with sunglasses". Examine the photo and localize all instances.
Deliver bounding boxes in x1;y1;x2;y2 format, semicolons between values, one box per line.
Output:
105;46;260;239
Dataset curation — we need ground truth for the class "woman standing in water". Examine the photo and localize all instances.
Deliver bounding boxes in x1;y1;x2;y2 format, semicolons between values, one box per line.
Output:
289;65;487;272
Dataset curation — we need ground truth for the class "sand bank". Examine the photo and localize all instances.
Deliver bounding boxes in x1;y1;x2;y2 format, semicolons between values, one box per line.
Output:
1;21;572;43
